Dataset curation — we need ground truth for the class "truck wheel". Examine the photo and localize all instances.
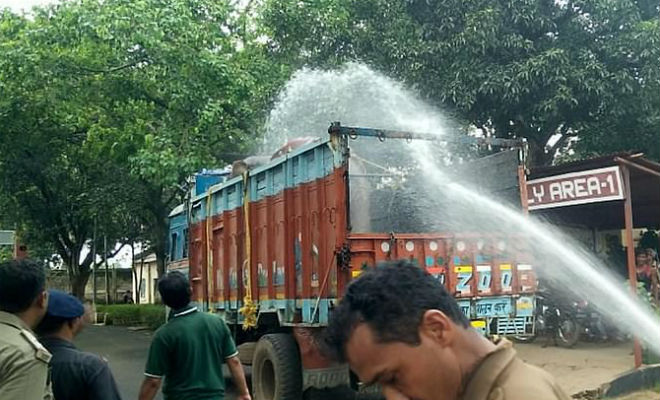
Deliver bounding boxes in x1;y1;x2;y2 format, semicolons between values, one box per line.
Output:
252;334;302;400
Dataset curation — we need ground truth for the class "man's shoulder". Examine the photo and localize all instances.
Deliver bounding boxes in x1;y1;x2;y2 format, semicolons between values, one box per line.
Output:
0;336;34;364
78;350;111;373
495;358;570;400
184;310;226;327
0;327;51;368
51;346;107;371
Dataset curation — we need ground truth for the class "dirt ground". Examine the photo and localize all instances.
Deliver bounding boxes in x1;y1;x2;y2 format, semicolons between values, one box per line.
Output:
514;340;635;395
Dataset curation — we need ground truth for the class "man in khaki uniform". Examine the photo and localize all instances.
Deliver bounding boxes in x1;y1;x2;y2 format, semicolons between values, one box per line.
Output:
324;261;570;400
0;259;53;399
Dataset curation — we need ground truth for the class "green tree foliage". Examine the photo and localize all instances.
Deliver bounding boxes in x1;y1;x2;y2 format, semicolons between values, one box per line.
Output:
261;0;660;165
0;0;281;296
0;246;11;263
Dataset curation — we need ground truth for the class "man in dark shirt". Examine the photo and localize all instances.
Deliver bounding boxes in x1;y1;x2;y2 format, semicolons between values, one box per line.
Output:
36;290;122;400
139;271;250;400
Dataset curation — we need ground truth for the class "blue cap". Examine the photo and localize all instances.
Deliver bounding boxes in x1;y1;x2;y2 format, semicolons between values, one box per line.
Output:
47;290;85;319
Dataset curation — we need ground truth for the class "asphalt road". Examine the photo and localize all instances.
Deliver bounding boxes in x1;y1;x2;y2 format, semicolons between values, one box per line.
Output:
75;324;634;399
75;325;245;400
76;325;164;400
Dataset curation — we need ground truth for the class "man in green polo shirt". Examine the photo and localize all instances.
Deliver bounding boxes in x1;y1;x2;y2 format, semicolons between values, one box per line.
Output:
138;272;250;400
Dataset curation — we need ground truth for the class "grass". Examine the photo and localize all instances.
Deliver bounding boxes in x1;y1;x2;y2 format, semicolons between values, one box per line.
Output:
96;304;166;331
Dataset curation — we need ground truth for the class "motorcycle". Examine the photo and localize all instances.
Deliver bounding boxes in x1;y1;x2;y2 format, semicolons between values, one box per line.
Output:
514;287;580;348
573;299;629;343
516;291;629;347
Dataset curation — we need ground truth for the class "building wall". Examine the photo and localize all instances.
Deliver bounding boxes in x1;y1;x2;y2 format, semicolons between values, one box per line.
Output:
46;268;133;303
132;261;161;304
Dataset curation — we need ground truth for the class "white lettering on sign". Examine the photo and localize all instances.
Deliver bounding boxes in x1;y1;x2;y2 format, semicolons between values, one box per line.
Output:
526;166;624;210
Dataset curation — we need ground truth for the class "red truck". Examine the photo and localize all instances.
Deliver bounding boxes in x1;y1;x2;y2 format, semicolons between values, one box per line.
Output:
167;123;538;400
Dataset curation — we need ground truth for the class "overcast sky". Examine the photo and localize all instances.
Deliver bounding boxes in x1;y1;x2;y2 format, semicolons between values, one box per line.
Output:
1;0;58;13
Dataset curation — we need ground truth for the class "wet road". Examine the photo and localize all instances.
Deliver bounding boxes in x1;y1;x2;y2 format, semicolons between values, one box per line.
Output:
76;325;163;400
75;324;634;398
75;325;244;400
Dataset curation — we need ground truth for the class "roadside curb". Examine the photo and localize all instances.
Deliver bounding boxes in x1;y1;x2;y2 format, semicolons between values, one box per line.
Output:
601;364;660;398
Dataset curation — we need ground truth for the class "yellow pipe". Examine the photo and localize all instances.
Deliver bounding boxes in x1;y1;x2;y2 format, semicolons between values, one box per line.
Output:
205;191;214;311
239;172;257;329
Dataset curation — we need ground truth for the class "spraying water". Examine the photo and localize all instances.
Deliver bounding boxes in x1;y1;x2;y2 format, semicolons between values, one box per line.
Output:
265;63;660;354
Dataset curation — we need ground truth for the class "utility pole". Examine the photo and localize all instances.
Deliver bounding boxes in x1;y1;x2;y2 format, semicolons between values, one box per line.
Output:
92;218;97;305
104;235;109;305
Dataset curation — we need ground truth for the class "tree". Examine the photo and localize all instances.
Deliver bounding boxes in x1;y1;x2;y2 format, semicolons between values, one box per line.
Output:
260;0;660;165
0;0;282;295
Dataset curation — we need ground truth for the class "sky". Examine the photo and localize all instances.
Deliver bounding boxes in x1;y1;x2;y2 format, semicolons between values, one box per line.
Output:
1;0;57;13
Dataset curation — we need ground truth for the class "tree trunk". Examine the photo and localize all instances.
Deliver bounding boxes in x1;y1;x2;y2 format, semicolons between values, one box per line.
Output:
145;185;172;277
71;269;91;299
527;139;554;167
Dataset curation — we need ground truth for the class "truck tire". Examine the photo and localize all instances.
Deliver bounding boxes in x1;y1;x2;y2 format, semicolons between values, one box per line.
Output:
252;333;302;400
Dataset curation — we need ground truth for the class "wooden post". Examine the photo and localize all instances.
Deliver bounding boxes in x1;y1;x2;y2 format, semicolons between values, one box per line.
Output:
621;164;643;367
518;165;529;215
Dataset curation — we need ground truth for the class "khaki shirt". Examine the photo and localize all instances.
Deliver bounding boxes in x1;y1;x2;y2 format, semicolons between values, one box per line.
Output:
0;311;53;400
461;339;570;400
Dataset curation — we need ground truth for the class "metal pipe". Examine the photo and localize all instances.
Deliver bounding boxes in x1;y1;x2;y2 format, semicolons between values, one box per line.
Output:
328;122;525;148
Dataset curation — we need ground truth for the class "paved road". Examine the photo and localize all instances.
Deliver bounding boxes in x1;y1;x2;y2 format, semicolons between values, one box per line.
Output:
76;325;163;400
76;325;244;400
75;325;634;398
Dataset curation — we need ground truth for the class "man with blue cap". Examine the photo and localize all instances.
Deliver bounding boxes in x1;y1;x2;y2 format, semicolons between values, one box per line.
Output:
36;290;123;400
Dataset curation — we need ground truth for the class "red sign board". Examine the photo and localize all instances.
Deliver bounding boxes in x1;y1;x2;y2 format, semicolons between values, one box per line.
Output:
526;166;624;210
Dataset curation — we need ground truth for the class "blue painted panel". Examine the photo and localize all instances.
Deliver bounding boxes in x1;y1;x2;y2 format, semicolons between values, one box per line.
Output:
318;299;330;324
195;171;229;196
183;137;348;232
457;300;472;319
227;184;241;209
323;145;334;175
475;297;513;318
302;299;312;322
255;172;267;201
273;164;285;194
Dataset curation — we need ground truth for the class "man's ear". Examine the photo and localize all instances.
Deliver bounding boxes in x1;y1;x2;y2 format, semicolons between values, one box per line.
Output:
36;290;48;310
419;310;456;346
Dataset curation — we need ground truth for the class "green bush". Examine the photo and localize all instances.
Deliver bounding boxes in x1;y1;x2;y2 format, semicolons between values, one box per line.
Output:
96;304;166;331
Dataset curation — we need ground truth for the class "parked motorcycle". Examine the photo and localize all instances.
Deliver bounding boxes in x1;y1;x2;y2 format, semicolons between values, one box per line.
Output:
573;299;629;343
514;287;580;348
515;290;628;347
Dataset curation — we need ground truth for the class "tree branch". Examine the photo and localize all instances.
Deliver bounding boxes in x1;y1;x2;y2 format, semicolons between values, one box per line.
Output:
64;59;148;75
